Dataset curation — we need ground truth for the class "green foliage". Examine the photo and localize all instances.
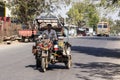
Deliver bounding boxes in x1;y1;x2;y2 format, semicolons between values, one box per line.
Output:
17;0;40;20
103;19;120;34
5;0;44;29
6;0;71;28
0;1;4;7
99;0;120;8
85;4;99;27
100;0;106;6
68;3;85;26
67;2;99;28
99;0;120;34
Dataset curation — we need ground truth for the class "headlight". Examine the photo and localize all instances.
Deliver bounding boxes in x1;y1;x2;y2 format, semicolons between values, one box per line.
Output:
54;45;58;51
37;46;40;50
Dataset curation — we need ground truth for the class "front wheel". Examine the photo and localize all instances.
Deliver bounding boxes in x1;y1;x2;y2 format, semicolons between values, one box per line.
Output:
36;58;41;68
35;54;41;69
66;47;71;55
41;58;47;72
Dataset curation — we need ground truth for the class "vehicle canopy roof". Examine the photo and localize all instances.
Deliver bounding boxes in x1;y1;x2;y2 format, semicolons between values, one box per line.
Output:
36;12;58;20
36;12;64;31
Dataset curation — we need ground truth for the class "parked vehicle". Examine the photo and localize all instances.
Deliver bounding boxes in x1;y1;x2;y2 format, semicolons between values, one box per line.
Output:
18;29;37;42
86;28;93;36
77;28;86;36
96;22;110;37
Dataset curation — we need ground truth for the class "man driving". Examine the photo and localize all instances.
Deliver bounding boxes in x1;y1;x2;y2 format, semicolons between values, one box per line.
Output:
42;24;57;40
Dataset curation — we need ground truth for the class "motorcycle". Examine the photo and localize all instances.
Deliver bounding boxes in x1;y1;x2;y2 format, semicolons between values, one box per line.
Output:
32;34;72;72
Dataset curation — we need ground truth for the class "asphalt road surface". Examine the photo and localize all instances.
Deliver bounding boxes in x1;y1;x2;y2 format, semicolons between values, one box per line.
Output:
0;36;120;80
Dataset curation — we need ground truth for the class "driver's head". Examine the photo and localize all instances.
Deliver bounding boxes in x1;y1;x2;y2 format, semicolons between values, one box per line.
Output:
47;24;52;31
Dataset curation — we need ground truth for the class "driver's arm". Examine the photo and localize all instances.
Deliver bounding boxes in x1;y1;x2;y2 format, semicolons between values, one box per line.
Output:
42;30;46;35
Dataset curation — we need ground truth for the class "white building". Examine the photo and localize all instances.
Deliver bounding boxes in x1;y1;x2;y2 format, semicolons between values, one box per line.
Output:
5;0;12;17
1;0;12;17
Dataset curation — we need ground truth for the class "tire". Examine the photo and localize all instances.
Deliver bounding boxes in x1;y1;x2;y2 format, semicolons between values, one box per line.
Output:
65;55;72;69
41;58;46;72
36;58;41;68
66;47;71;55
35;54;41;69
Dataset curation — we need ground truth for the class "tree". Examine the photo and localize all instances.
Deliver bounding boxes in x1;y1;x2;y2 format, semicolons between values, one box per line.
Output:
67;2;85;26
6;0;72;29
0;1;5;17
6;0;45;29
67;2;99;28
100;0;120;7
112;20;120;34
112;0;119;4
85;4;99;28
99;0;120;34
1;0;43;23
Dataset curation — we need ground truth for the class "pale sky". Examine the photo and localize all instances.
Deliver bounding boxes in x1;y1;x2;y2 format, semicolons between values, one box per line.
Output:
45;0;120;20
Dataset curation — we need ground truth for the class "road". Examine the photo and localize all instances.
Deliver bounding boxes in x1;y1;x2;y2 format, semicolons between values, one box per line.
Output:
0;36;120;80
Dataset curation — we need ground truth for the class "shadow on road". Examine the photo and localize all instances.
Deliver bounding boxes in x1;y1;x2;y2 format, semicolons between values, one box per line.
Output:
78;36;120;41
25;64;67;72
47;64;67;70
74;62;120;80
25;65;36;69
72;46;120;58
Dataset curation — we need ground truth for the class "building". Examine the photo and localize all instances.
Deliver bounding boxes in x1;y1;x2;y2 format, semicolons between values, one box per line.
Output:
0;0;11;17
0;0;11;41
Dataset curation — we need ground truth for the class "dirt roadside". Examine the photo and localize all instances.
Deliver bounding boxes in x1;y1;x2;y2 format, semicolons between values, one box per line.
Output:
0;40;21;46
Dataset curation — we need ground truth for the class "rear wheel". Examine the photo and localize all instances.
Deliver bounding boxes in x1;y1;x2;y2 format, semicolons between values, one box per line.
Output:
65;55;72;69
66;47;71;55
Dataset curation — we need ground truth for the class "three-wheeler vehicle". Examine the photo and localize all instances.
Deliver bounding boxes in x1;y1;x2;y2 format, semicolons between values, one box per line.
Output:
32;14;72;72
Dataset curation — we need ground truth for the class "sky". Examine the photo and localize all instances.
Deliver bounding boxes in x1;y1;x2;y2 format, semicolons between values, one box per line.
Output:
73;0;120;20
50;0;120;20
97;7;120;21
45;0;120;21
107;9;120;20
